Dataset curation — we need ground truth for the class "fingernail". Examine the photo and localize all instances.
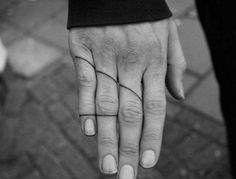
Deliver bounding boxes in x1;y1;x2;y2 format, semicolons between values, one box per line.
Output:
85;119;95;135
102;155;117;174
141;150;156;168
119;165;134;179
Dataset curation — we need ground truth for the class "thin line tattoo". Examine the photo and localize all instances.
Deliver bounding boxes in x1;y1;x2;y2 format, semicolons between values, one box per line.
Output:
75;56;142;117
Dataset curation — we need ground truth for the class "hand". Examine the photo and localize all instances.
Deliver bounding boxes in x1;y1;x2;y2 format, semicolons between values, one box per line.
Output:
69;18;186;179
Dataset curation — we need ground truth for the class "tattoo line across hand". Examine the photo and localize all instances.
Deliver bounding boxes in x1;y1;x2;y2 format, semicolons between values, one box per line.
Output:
75;56;142;117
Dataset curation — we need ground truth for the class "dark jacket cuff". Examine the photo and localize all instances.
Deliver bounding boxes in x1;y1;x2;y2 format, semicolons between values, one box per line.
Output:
67;0;172;28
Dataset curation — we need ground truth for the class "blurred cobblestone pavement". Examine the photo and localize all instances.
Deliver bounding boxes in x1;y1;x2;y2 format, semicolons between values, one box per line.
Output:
0;0;232;178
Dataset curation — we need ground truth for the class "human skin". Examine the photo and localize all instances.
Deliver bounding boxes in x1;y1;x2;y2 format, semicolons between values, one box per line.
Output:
69;18;186;179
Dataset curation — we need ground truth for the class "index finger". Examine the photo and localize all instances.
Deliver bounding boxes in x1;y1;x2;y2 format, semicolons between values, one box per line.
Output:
69;32;97;136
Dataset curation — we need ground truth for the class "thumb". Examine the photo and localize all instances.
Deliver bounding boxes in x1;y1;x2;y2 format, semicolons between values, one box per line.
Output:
166;62;185;100
166;19;186;100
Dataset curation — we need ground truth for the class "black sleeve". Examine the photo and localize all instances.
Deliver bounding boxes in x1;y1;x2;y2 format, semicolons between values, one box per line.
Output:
67;0;172;28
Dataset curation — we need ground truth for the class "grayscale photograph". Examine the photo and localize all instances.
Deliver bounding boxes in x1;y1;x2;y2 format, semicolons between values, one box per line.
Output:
0;0;235;178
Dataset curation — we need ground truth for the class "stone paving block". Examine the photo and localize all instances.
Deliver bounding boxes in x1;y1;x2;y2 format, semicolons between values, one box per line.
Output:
0;154;33;179
138;167;164;179
162;120;190;147
17;103;98;178
178;19;212;75
29;77;60;103
17;103;75;156
16;103;53;152
185;73;223;121
156;150;179;177
173;133;209;160
52;64;76;90
0;117;20;161
206;170;232;179
51;76;74;97
8;37;61;77
99;174;115;179
49;142;99;179
167;169;197;179
48;103;71;125
58;113;98;159
0;21;24;46
48;101;98;159
33;19;68;49
22;170;43;179
166;100;181;118
156;148;198;179
176;109;227;144
61;51;74;67
60;65;76;86
48;101;75;125
41;118;99;177
4;0;65;29
27;146;72;179
183;73;198;94
205;160;232;179
62;92;78;114
183;143;226;173
3;80;27;114
55;8;68;25
0;0;15;11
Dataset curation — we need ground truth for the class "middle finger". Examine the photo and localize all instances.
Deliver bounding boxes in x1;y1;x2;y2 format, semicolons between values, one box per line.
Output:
118;54;144;179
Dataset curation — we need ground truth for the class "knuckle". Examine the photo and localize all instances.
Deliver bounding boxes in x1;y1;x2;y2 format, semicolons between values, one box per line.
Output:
78;73;95;88
126;45;139;59
102;37;116;51
120;46;140;66
143;128;162;143
128;41;140;52
99;136;116;147
120;143;139;157
96;95;118;114
145;99;166;116
128;37;159;54
146;41;161;53
70;31;90;45
69;32;91;52
78;33;91;44
120;101;142;123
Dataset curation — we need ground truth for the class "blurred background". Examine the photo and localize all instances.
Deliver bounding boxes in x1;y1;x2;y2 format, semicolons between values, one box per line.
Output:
0;0;231;178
